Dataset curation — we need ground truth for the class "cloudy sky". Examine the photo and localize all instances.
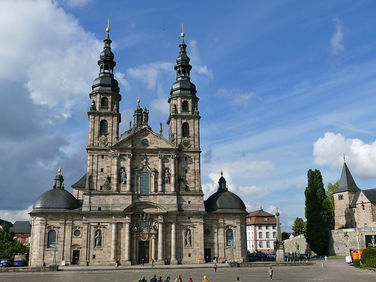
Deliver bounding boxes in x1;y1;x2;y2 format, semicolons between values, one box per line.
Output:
1;0;376;231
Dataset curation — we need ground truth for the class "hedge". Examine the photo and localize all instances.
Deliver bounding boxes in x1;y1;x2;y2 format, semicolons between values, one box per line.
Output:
360;247;376;268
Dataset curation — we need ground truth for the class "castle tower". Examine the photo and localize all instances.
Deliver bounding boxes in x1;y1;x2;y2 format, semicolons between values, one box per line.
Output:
167;29;201;192
333;161;360;229
87;23;121;148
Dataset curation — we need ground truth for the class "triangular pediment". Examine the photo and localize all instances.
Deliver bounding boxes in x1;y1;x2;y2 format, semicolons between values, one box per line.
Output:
113;126;176;150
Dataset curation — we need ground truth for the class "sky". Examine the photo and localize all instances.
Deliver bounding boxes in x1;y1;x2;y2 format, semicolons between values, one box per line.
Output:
1;0;376;231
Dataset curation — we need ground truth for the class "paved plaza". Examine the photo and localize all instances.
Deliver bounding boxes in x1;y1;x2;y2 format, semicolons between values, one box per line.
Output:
0;259;375;282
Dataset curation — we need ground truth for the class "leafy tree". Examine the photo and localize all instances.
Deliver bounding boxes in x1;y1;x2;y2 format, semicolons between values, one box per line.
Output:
282;232;290;240
0;223;29;261
305;169;332;255
292;217;306;236
326;180;339;230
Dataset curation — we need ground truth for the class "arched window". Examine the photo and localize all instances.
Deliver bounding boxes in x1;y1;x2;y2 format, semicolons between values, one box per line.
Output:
140;172;150;195
182;122;189;137
47;230;56;248
99;120;108;136
226;229;234;246
100;97;109;109
182;100;189;112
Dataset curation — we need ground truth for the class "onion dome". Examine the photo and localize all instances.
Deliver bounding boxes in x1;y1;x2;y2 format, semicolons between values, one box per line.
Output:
91;22;119;93
170;27;197;97
205;172;247;213
32;169;80;211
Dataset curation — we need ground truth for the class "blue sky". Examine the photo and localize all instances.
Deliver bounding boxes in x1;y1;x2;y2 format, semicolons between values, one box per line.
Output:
1;0;376;231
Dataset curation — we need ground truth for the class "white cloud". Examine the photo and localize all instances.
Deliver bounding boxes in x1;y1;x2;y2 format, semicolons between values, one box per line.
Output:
127;62;173;90
313;132;376;178
189;40;213;80
217;88;254;106
0;0;101;119
0;205;32;223
115;71;131;92
331;18;344;55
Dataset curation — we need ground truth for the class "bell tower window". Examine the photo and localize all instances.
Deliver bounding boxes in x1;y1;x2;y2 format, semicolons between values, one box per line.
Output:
182;122;189;137
182;100;189;112
100;97;109;109
99;120;108;136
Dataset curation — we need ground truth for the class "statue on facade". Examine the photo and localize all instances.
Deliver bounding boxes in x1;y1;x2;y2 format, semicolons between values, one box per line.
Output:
120;168;127;184
90;99;96;111
185;229;192;247
142;108;149;124
94;229;102;247
164;168;171;184
173;104;177;114
103;176;111;190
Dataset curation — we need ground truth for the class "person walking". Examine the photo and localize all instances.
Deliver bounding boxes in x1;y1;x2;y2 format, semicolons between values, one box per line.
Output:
174;274;182;282
150;274;157;282
213;262;217;272
157;276;163;282
163;276;171;282
268;266;273;280
235;276;241;281
202;275;210;282
139;276;147;282
188;278;193;282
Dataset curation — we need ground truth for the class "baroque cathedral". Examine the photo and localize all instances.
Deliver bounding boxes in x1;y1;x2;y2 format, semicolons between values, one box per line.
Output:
29;26;247;266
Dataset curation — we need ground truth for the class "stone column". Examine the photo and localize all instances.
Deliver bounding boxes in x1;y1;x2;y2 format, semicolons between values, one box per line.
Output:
171;155;176;192
151;236;156;262
275;209;285;262
171;222;177;264
213;223;218;260
157;216;164;264
126;154;132;192
111;223;117;260
132;233;137;264
123;220;131;264
158;154;163;192
112;152;119;192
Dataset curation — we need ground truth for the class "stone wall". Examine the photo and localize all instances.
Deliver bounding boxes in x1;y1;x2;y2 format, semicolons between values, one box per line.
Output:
283;235;314;255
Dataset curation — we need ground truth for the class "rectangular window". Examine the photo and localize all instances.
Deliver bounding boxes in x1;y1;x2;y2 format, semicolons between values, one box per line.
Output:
273;232;276;238
338;194;344;200
266;241;270;248
266;232;269;238
140;172;150;194
259;232;262;239
258;241;263;248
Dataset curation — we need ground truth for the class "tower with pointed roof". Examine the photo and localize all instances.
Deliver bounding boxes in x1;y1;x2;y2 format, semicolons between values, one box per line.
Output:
167;29;201;193
333;162;360;229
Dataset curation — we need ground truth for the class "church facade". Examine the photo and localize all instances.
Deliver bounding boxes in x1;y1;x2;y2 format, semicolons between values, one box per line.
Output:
29;27;247;267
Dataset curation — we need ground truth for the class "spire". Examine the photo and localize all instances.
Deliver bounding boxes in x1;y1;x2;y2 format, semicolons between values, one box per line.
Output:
92;21;119;93
132;98;148;129
218;171;228;192
53;168;64;190
335;162;360;193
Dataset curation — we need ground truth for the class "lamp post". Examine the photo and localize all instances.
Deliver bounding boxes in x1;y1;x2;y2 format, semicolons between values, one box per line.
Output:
50;242;58;271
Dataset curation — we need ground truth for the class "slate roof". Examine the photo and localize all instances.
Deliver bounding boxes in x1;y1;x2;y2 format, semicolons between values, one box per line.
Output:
9;221;31;234
0;219;13;228
363;188;376;203
349;191;361;208
72;173;87;190
33;189;80;211
334;162;360;193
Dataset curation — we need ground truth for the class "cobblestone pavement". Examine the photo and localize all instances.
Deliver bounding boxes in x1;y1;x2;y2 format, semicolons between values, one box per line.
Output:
0;259;375;282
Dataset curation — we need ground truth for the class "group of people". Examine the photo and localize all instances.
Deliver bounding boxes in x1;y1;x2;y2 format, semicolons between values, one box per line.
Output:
138;275;192;282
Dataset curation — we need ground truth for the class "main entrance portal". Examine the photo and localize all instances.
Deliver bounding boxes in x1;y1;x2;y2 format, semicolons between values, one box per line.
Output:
138;240;149;264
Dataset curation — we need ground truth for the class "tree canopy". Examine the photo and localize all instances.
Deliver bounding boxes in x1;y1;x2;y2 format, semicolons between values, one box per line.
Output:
0;223;29;261
292;217;306;236
305;169;332;255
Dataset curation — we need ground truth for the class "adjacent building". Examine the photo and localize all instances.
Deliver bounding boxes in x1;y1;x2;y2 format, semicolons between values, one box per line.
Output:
29;26;248;267
246;209;276;253
10;221;31;246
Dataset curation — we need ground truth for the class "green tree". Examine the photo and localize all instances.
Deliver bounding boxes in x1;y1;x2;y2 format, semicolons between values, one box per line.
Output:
326;180;339;230
292;217;306;236
305;169;332;255
0;223;29;261
282;232;290;240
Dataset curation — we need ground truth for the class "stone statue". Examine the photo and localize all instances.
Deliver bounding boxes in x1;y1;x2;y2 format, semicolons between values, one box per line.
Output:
103;176;111;190
94;229;102;247
90;99;96;111
120;168;127;184
173;104;177;114
164;168;170;184
185;229;192;247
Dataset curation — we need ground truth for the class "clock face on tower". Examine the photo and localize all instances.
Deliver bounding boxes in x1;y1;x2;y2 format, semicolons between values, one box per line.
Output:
182;137;191;149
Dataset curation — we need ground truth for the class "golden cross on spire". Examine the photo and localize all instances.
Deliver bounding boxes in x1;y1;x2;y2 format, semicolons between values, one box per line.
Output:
137;94;140;105
181;23;185;38
343;153;346;163
106;18;110;33
220;169;223;176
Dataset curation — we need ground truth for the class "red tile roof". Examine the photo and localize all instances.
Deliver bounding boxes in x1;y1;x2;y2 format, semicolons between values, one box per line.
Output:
246;209;276;226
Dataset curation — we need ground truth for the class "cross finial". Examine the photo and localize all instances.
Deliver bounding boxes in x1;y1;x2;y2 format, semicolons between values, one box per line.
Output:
137;94;140;105
181;23;185;38
220;169;223;176
58;167;62;175
343;153;346;163
106;18;110;33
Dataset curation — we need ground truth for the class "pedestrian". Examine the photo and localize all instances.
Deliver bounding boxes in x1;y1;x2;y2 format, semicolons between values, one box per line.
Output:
152;258;155;267
268;266;273;280
139;276;147;282
202;275;210;282
142;258;144;266
213;263;217;272
235;276;241;281
175;274;182;282
163;276;171;282
188;278;193;282
150;274;157;282
157;276;163;282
